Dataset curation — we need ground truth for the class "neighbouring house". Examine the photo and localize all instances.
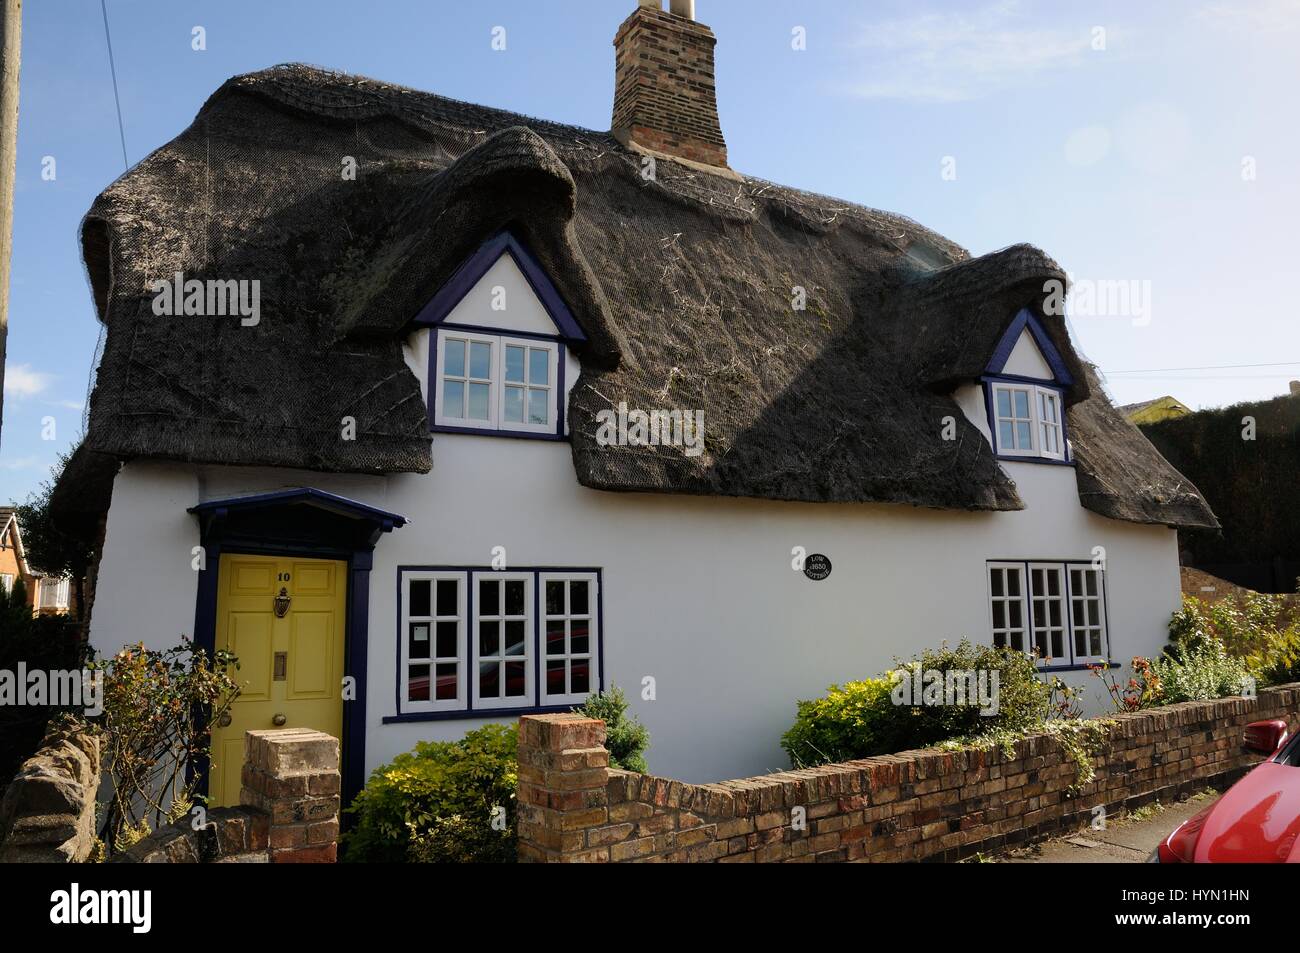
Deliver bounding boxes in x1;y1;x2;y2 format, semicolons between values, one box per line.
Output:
50;2;1217;804
1120;395;1192;425
0;507;36;609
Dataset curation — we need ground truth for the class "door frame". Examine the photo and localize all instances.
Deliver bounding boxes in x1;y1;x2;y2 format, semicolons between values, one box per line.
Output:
188;488;407;812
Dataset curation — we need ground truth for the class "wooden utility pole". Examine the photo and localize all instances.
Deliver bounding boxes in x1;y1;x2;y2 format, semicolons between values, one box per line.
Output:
0;0;20;453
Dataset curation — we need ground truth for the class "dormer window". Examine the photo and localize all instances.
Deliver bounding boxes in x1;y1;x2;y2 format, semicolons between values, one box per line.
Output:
433;332;558;434
991;382;1065;460
413;231;587;442
981;307;1074;465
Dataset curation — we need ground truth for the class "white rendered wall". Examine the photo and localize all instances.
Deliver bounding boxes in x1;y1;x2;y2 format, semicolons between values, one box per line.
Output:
93;441;1182;785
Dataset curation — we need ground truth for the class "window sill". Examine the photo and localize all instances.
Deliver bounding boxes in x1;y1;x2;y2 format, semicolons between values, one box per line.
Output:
1037;661;1119;673
995;454;1074;467
383;704;580;724
431;424;568;442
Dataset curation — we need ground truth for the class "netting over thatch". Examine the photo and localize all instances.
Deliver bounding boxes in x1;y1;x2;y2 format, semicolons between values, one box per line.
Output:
69;64;1216;528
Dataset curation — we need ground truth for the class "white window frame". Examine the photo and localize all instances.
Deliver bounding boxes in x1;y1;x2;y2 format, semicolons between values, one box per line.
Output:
990;382;1066;461
471;571;535;709
987;562;1029;654
400;571;468;713
433;329;558;434
1026;562;1068;666
987;561;1109;668
1067;566;1109;666
38;577;69;610
497;337;559;435
1037;389;1065;460
539;572;600;707
434;331;497;430
1;573;14;594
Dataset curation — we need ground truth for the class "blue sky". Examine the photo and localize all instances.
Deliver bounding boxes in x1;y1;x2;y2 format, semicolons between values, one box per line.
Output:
2;0;1297;503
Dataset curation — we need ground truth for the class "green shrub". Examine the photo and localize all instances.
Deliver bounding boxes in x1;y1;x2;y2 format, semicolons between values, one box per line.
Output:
781;677;897;768
1168;593;1300;687
573;684;649;772
781;640;1050;768
1152;638;1252;704
342;724;518;864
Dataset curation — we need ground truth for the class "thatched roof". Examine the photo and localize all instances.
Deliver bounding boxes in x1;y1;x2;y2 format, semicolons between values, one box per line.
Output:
68;64;1216;529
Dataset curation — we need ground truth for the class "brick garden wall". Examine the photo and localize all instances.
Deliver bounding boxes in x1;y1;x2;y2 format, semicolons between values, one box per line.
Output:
112;728;340;864
517;682;1300;863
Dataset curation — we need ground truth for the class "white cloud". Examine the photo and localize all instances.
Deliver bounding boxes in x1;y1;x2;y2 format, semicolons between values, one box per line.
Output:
843;1;1104;102
3;364;52;399
0;455;38;471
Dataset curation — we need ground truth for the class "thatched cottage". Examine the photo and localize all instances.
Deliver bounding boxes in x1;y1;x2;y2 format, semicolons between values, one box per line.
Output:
53;2;1216;801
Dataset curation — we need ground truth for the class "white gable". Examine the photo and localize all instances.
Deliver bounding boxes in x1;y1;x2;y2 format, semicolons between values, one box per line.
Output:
1002;328;1054;380
441;252;558;336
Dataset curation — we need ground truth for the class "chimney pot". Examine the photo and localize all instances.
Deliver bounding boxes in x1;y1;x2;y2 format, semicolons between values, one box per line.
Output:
1289;380;1300;396
669;0;696;19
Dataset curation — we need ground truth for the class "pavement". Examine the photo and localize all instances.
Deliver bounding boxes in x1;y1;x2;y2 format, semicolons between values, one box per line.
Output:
986;791;1218;863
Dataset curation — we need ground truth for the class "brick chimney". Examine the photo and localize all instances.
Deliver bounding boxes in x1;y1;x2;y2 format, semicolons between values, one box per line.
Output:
612;1;728;169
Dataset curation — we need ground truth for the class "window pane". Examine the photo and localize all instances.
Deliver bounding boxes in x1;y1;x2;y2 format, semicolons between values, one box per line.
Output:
409;623;430;660
503;386;524;423
480;661;499;698
436;580;458;617
409;579;431;618
435;664;457;700
505;620;526;656
1016;421;1032;447
546;620;566;655
505;661;527;697
505;345;525;383
528;388;548;425
469;341;492;378
408;664;430;702
546;659;565;696
1087;573;1098;596
1009;602;1022;628
990;569;1004;598
546;581;565;615
468;382;490;420
529;348;549;385
1090;632;1102;656
998;421;1013;448
570;581;589;615
571;622;589;655
479;579;499;613
992;602;1005;628
479;620;500;657
1052;632;1064;659
997;389;1011;418
442;379;464;418
571;661;589;694
1013;390;1030;418
1007;571;1021;597
505;580;525;615
1088;602;1100;626
436;621;457;658
444;339;465;377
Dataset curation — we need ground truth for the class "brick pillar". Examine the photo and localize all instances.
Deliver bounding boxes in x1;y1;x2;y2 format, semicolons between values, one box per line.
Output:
239;728;340;863
516;713;610;863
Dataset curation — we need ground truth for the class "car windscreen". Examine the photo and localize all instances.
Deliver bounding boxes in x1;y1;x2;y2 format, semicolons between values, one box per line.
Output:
1276;729;1300;767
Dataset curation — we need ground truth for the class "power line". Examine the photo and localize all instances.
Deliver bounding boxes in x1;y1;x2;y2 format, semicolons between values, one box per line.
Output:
100;0;128;170
1106;360;1300;375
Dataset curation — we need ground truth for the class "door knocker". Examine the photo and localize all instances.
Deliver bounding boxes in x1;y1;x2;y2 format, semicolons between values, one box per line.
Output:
273;587;291;618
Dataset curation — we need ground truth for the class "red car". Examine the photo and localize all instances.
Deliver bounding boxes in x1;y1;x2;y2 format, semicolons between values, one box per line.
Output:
1152;718;1300;863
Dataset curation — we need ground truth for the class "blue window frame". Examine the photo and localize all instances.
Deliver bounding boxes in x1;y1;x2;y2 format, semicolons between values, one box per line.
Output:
387;566;604;723
987;560;1111;671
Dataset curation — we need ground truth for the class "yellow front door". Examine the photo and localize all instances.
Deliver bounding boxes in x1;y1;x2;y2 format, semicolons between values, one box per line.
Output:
208;553;346;807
